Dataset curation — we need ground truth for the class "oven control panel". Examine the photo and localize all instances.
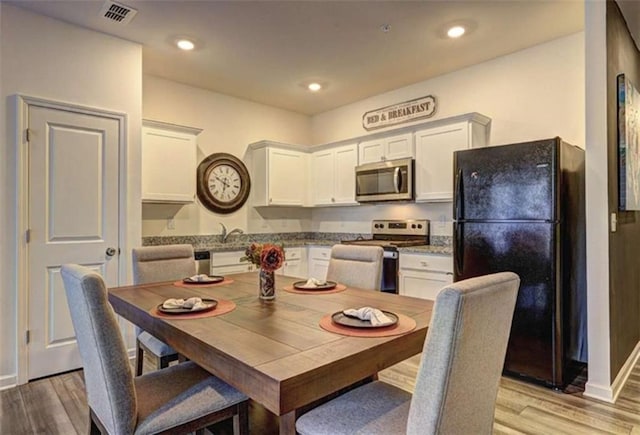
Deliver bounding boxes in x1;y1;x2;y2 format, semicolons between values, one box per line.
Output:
371;219;429;237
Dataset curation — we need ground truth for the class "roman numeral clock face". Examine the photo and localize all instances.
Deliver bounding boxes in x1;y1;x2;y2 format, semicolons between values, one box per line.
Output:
197;153;251;214
209;165;241;202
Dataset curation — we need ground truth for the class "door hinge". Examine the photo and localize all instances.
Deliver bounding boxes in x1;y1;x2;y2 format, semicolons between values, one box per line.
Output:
25;128;30;142
25;229;31;243
25;330;30;344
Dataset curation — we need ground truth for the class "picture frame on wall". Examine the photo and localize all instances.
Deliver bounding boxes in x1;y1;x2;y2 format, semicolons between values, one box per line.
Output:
617;73;640;211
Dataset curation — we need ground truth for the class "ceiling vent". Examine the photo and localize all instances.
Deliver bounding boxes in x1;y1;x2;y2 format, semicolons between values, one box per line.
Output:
99;1;138;25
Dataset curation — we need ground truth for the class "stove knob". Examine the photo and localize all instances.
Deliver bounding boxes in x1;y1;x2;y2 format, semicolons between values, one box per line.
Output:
411;224;416;229
418;224;423;229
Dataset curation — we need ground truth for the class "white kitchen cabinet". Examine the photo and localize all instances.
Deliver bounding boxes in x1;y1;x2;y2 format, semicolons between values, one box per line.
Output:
210;250;254;275
307;246;332;281
251;143;308;206
311;143;358;206
414;114;490;202
276;247;308;278
398;253;453;300
358;132;414;164
141;120;202;203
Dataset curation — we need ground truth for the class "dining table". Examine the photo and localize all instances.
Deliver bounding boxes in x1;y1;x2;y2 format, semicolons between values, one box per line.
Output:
108;272;433;434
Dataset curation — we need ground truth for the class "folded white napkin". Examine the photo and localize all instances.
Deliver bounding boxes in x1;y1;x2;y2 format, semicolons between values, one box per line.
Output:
343;307;394;326
300;277;327;288
188;274;214;282
162;297;207;310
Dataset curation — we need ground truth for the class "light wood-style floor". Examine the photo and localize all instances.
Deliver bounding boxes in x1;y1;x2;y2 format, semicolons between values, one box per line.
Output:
2;354;640;434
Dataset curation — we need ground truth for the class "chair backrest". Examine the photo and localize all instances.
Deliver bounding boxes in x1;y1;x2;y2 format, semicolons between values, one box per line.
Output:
326;244;384;290
61;264;137;435
406;272;520;435
132;244;196;284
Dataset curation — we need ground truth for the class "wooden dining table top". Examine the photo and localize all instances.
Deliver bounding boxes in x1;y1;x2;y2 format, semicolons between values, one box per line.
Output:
108;272;433;434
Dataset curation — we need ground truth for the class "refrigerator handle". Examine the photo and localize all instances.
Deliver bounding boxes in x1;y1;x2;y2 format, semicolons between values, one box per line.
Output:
454;168;463;220
454;222;464;277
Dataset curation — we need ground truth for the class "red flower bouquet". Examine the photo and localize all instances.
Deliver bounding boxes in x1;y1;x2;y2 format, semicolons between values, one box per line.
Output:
241;243;284;272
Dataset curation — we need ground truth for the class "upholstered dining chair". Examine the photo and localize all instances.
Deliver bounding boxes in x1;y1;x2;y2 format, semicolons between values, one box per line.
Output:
296;271;520;435
132;244;196;375
60;264;249;435
326;244;384;290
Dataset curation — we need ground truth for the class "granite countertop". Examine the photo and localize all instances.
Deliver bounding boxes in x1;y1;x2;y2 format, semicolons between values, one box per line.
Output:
142;232;452;256
397;245;452;255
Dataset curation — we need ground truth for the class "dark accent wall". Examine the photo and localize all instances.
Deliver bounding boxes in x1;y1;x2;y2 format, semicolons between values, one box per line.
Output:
607;0;640;380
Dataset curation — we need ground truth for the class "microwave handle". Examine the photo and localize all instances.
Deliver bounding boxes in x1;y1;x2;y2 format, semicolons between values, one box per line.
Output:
393;167;401;193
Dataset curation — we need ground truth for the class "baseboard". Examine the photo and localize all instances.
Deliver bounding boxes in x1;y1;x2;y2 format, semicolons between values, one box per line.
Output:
0;374;17;391
584;341;640;403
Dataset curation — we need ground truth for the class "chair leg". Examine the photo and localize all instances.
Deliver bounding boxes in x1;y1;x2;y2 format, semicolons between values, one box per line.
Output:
135;340;144;376
88;418;101;435
88;409;105;435
234;401;249;435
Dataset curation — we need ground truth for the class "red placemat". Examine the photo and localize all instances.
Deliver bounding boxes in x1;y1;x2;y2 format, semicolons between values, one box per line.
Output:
150;299;236;319
172;278;234;288
283;283;347;294
319;313;416;337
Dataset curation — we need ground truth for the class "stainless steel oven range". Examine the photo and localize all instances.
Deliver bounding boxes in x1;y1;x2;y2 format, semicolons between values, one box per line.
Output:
342;219;430;293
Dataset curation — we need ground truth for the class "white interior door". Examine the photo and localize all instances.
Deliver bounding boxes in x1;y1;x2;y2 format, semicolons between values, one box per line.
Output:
27;105;120;380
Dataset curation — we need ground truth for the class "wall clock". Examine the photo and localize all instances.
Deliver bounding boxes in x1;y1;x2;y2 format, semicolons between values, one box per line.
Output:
197;153;251;214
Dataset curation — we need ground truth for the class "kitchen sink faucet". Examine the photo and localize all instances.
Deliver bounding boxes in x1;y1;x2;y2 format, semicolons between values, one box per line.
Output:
220;223;244;243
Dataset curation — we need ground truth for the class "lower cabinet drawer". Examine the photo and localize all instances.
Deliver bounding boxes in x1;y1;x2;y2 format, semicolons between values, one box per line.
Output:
399;270;453;301
399;253;452;272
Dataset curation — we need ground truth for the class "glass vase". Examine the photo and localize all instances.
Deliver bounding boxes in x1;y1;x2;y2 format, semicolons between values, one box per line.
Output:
259;268;276;301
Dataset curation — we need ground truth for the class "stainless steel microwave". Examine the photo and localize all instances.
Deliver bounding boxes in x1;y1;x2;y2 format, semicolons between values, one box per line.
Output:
355;158;414;202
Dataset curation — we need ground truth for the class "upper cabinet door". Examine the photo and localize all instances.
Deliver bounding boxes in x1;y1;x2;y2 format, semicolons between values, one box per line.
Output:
311;144;358;206
333;144;358;204
142;121;201;203
358;132;414;164
384;132;414;161
414;118;489;202
358;138;385;164
311;149;335;205
268;148;307;205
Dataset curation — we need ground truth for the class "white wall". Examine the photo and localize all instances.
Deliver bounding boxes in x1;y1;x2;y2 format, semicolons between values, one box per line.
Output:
309;32;585;234
0;4;142;386
312;32;584;147
142;76;313;236
583;1;613;402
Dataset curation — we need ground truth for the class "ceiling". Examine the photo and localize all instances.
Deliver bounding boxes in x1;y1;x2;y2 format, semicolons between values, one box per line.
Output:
6;0;585;115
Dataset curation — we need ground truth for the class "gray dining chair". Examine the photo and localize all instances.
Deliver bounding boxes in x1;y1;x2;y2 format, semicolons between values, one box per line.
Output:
132;244;196;375
326;244;384;290
296;271;520;435
60;264;249;435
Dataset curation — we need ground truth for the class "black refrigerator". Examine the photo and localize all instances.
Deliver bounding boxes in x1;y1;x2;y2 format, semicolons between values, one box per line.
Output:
453;137;587;389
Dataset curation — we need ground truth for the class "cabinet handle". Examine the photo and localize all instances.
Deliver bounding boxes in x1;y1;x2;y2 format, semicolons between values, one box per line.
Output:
331;197;335;202
419;261;428;267
269;198;273;203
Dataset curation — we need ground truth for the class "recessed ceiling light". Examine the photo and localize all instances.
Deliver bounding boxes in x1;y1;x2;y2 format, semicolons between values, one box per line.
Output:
447;26;466;38
308;83;322;92
176;39;195;50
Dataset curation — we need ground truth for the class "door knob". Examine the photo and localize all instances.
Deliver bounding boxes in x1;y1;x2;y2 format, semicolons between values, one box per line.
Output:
105;247;117;257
